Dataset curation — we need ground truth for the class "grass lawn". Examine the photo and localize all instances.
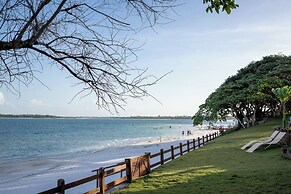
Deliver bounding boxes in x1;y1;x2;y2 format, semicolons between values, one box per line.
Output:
115;118;291;194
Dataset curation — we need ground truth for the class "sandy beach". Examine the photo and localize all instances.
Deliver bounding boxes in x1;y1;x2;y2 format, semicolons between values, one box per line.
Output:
0;128;217;194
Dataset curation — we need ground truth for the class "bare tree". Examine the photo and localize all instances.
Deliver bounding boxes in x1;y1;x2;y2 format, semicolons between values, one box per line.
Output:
0;0;177;112
0;0;238;112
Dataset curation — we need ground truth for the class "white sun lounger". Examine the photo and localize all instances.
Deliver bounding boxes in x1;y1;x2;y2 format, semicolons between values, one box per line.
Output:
241;130;280;150
246;132;287;153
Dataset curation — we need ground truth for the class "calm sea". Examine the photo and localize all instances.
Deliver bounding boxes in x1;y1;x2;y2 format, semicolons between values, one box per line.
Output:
0;118;192;163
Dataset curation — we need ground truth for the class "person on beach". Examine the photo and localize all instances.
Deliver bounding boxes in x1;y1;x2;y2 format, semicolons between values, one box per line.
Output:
182;131;185;136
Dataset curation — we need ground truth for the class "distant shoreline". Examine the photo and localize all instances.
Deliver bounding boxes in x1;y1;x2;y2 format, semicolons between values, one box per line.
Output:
0;114;61;118
0;114;192;120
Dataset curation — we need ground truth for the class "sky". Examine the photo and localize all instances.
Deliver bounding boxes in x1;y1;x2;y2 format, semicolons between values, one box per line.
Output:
1;0;291;117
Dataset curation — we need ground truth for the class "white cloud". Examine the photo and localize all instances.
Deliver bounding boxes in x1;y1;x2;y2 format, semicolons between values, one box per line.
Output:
0;91;5;105
30;99;44;106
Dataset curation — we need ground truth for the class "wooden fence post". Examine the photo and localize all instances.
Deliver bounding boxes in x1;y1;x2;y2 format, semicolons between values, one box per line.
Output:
144;152;151;175
202;135;205;145
160;149;164;165
187;140;190;152
99;167;105;194
57;179;65;194
198;137;200;148
125;159;132;183
171;146;175;160
180;143;183;156
95;169;99;188
193;139;196;150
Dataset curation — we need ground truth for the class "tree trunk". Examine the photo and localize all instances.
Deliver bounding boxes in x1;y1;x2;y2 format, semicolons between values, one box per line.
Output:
282;102;286;128
234;113;245;129
242;112;250;128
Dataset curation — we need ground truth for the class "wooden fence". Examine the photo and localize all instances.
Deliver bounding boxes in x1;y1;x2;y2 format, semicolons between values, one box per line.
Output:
39;132;219;194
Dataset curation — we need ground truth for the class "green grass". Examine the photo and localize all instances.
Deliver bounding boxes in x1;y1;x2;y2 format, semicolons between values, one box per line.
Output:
115;118;291;194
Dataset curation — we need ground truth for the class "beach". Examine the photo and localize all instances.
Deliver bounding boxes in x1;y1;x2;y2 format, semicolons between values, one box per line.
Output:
0;120;216;193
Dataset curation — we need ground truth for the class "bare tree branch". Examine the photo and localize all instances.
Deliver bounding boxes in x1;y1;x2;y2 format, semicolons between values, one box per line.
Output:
0;0;178;112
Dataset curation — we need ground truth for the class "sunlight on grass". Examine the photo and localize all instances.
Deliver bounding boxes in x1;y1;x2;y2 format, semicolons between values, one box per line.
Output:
150;165;225;183
116;166;225;193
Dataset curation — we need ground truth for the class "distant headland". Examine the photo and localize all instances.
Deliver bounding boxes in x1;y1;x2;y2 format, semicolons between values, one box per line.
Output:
0;114;61;118
0;114;192;119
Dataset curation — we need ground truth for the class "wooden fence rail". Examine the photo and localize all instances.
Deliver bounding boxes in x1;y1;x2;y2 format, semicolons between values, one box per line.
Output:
39;132;219;194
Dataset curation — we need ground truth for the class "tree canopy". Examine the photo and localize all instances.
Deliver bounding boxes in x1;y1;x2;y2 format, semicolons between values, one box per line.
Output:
192;55;291;129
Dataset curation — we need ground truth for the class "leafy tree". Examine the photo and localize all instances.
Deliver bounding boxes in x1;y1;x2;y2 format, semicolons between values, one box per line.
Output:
0;0;238;112
192;55;291;129
203;0;239;14
272;86;291;128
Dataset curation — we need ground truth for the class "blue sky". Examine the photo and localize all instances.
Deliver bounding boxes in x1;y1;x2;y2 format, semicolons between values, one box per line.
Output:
1;0;291;117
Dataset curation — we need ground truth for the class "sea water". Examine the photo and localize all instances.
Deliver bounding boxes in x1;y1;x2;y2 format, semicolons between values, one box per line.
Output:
0;118;191;163
0;118;207;193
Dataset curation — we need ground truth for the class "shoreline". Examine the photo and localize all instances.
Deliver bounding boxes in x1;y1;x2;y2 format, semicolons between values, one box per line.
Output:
0;114;192;120
0;129;217;194
133;129;216;146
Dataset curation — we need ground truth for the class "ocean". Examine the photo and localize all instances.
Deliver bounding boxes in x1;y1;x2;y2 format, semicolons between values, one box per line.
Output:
0;117;214;193
0;118;192;163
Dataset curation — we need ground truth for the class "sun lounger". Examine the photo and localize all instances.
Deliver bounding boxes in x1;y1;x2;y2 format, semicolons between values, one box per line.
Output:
241;140;258;150
241;130;280;150
246;131;287;153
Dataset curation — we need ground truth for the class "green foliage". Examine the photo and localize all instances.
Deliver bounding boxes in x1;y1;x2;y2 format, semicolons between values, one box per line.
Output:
272;86;291;104
192;55;291;127
272;86;291;127
203;0;239;14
